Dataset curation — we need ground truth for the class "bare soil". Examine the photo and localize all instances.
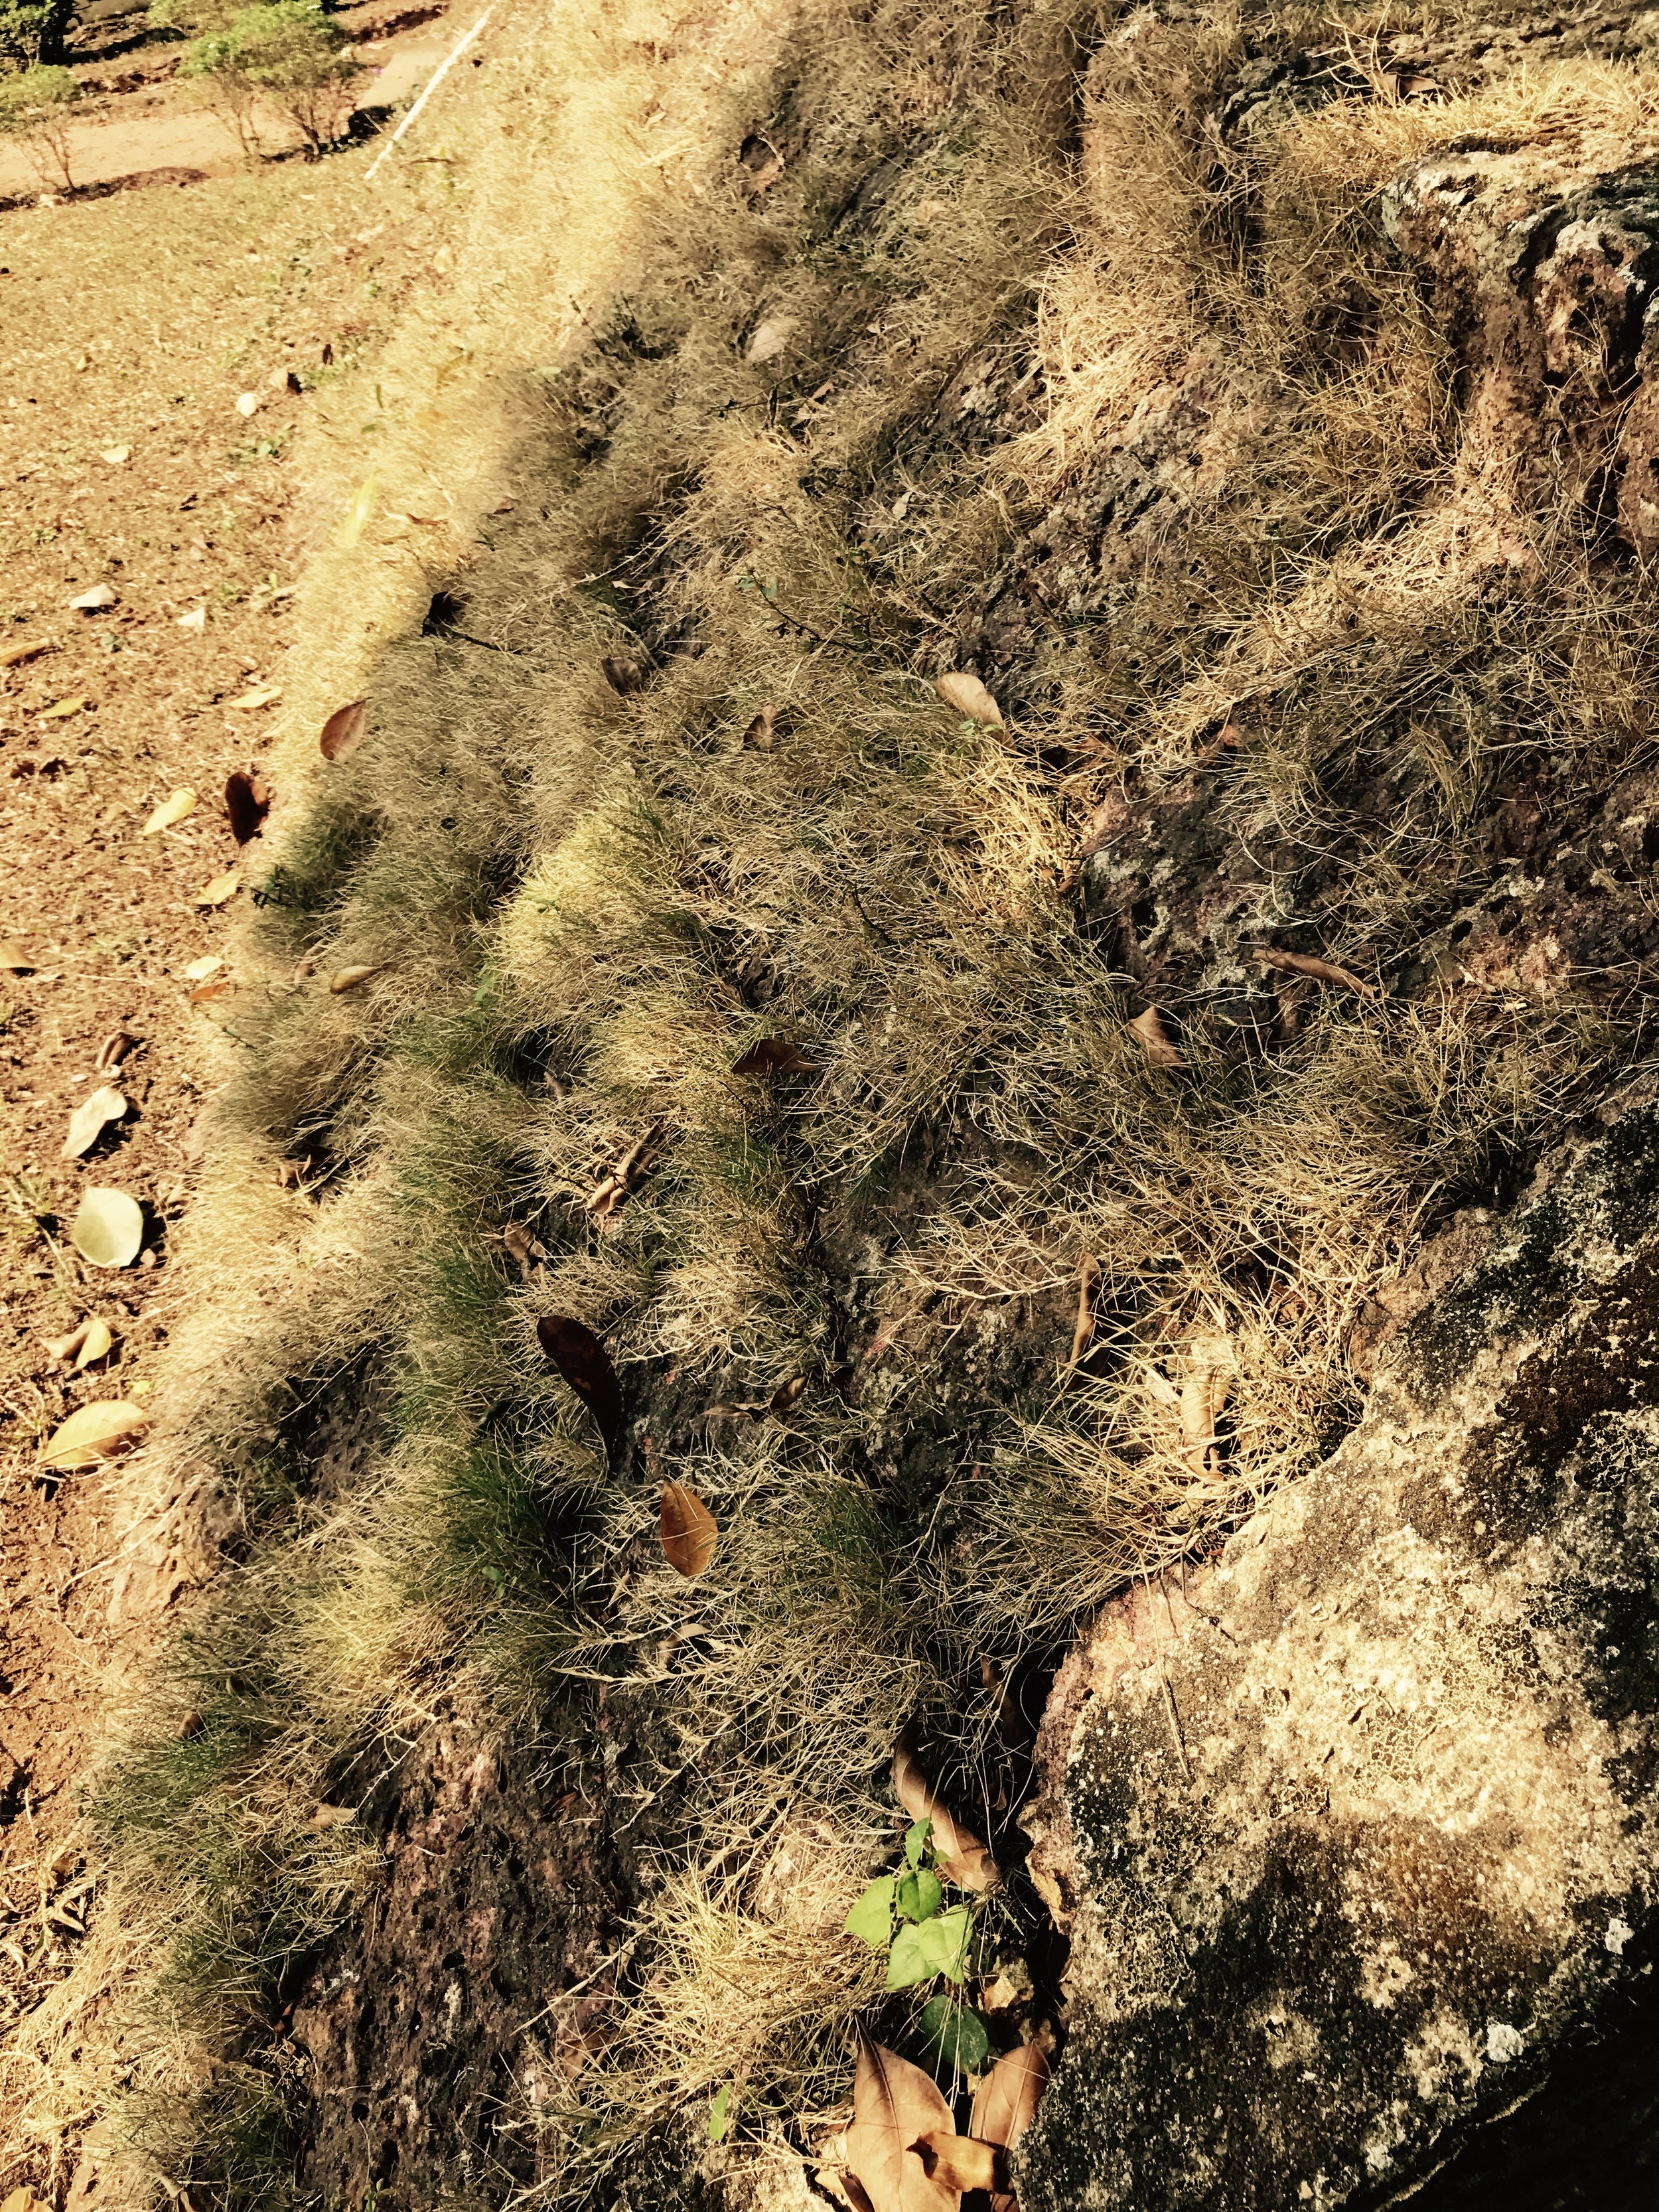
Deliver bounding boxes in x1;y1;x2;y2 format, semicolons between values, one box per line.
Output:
0;72;461;2192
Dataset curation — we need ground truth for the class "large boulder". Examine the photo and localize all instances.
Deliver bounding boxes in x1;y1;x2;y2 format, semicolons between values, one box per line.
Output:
1017;1104;1659;2209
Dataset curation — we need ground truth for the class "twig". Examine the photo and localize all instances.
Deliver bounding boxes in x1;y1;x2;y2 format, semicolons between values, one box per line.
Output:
1160;1670;1192;1783
365;5;497;184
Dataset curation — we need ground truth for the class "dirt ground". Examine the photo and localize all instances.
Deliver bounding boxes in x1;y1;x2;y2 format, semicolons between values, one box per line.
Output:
0;25;467;2187
0;3;459;204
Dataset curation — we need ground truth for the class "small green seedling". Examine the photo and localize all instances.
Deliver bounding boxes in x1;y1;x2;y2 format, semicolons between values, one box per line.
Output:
845;1818;976;1991
707;2082;733;2142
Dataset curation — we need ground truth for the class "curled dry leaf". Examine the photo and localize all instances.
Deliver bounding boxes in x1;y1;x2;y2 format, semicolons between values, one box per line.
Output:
972;2043;1050;2212
537;1313;624;1463
743;703;780;748
328;964;381;994
42;1316;113;1366
935;670;1004;728
660;1481;719;1577
196;870;240;908
732;1037;814;1076
62;1084;126;1161
770;1373;807;1414
745;314;799;364
1129;1005;1183;1068
846;2039;957;2212
1178;1331;1236;1478
585;1119;668;1224
39;1399;149;1471
142;787;198;836
601;654;644;697
1255;946;1376;999
0;637;48;669
915;2134;1003;2195
191;978;230;1005
94;1029;133;1073
226;769;272;844
1068;1254;1102;1370
1;938;35;971
502;1222;549;1266
893;1726;998;1891
76;1315;115;1368
69;1187;144;1268
320;700;368;762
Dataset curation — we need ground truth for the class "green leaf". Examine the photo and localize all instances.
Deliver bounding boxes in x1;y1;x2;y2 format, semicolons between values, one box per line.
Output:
920;1994;993;2073
844;1876;895;1948
904;1818;932;1868
897;1866;943;1924
707;2083;731;2143
886;1905;972;1990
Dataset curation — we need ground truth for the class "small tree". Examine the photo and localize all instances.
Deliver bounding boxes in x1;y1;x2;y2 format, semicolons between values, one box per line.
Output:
0;62;81;191
0;0;76;67
181;1;357;159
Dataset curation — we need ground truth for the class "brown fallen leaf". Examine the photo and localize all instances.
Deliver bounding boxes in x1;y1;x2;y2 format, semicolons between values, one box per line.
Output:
226;769;272;844
660;1481;719;1577
743;703;784;748
846;2039;958;2212
585;1118;668;1224
732;1037;814;1076
935;670;1005;728
1178;1331;1235;1479
1255;946;1376;999
328;964;382;994
0;638;49;670
1;938;35;970
537;1313;624;1462
601;654;644;696
39;1400;149;1472
62;1084;126;1161
320;700;368;762
196;870;240;908
142;786;197;836
915;2134;1005;2195
190;979;230;1005
893;1726;998;1891
503;1222;549;1267
1129;1005;1183;1068
972;2043;1050;2212
770;1373;807;1414
227;684;281;712
814;2165;877;2212
94;1029;134;1074
1068;1254;1102;1370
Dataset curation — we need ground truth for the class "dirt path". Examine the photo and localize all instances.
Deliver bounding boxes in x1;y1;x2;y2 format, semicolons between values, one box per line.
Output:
0;5;457;204
0;111;460;2199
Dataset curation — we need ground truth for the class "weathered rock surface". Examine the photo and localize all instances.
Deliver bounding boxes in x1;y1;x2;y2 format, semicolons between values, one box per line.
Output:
1019;1103;1659;2209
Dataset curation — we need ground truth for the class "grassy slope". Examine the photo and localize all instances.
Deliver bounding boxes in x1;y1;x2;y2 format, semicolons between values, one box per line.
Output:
50;0;1659;2199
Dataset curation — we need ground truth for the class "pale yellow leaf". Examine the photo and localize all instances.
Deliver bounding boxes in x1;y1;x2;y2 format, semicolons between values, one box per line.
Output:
62;1084;126;1161
184;954;224;982
70;1187;144;1268
935;670;1004;727
143;787;198;836
40;1399;148;1471
196;871;240;907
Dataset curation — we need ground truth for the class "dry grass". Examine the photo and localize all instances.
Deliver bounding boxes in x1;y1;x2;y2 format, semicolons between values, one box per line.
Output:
31;0;1659;2199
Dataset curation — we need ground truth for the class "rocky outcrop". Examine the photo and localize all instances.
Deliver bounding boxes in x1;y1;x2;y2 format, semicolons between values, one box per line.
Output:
1018;1104;1659;2210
